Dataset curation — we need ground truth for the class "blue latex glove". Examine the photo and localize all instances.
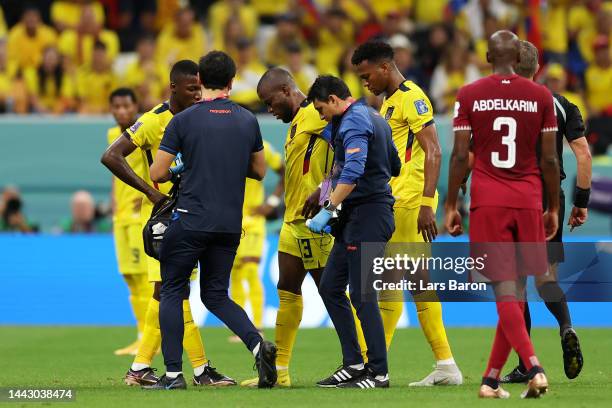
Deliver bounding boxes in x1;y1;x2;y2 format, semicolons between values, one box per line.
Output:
169;153;184;175
307;208;333;233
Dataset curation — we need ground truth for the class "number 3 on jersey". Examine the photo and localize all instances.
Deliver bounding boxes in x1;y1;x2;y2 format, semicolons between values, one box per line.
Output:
491;116;516;169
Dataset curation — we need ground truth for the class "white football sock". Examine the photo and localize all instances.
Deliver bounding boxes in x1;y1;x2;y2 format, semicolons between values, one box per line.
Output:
349;363;365;370
166;371;182;379
131;362;149;371
193;364;206;377
252;342;261;356
437;358;456;366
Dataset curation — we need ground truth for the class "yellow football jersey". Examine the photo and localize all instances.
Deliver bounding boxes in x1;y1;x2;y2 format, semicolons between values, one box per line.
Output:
107;126;147;225
125;102;175;221
381;80;437;208
284;101;333;223
242;140;283;227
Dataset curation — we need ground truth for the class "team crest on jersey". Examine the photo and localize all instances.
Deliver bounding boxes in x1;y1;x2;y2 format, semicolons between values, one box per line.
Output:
129;121;143;133
384;107;394;120
414;99;429;115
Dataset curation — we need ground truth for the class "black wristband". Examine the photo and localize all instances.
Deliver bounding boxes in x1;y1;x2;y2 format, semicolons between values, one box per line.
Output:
574;187;590;208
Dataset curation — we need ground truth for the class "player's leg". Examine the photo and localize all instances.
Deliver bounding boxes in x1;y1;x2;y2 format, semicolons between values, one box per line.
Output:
394;204;461;386
113;224;150;355
243;258;265;329
229;257;247;343
198;233;274;386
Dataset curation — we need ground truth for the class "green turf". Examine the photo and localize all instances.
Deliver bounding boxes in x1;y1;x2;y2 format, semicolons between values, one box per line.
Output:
1;326;610;407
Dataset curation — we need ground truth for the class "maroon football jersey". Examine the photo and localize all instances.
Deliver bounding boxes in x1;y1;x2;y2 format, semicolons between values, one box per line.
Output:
453;74;558;210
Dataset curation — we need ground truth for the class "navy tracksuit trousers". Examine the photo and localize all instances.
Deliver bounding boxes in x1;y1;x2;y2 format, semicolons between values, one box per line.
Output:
318;201;395;376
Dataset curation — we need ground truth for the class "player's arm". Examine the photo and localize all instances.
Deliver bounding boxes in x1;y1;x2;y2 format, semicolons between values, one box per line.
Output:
101;134;165;205
415;124;442;242
445;129;471;236
247;150;266;181
565;99;592;230
150;150;176;183
540;129;560;240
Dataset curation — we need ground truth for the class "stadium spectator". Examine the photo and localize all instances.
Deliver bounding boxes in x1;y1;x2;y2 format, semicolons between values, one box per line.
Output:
231;38;266;112
315;8;353;76
58;3;119;67
338;47;366;100
51;0;105;32
24;46;75;114
544;63;588;120
59;190;111;233
472;15;499;74
265;13;309;67
215;15;245;61
123;35;169;112
430;45;480;114
577;6;612;65
542;0;569;64
412;0;449;26
209;0;258;52
76;40;117;113
456;0;513;42
585;36;612;116
414;23;451;89
0;186;36;233
282;42;318;95
6;6;57;76
0;39;11;112
250;0;289;23
155;7;206;67
0;5;6;38
389;34;426;86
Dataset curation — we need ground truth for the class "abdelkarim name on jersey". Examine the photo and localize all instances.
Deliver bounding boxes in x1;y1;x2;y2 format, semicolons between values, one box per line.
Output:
453;74;558;210
283;101;333;223
380;80;435;208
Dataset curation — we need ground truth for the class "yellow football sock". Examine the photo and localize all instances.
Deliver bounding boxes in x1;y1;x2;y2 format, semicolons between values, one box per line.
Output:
275;290;303;368
379;300;403;350
183;300;207;368
134;297;161;365
414;291;453;361
244;261;264;328
230;263;247;309
351;299;368;363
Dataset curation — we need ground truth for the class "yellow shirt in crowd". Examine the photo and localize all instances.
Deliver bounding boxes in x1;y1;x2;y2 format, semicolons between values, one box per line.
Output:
76;67;117;113
7;23;57;74
585;64;612;112
58;29;119;66
155;24;206;66
51;1;105;29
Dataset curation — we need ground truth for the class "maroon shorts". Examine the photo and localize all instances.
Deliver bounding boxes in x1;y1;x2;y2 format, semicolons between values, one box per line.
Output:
469;207;548;282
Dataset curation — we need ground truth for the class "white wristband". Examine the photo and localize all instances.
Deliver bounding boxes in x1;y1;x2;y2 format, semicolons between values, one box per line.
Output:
266;195;281;208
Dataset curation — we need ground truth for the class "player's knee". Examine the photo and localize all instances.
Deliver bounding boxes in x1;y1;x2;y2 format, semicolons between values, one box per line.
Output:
200;289;228;311
277;277;302;295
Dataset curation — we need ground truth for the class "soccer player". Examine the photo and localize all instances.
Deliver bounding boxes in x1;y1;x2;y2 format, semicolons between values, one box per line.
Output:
500;40;590;383
229;140;284;340
307;75;401;389
445;30;560;399
351;41;462;385
240;67;334;387
107;87;151;356
101;60;234;387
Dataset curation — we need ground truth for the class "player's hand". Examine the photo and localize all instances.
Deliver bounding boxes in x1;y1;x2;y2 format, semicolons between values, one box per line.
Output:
253;203;275;217
543;210;559;241
444;208;463;237
418;205;438;242
147;190;166;205
302;187;322;219
307;208;332;233
568;206;588;232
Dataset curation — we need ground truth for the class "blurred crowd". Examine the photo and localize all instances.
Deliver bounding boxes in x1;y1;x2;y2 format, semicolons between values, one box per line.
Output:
0;0;609;120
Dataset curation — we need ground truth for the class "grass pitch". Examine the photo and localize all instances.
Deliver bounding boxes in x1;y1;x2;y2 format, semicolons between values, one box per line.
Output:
1;326;611;407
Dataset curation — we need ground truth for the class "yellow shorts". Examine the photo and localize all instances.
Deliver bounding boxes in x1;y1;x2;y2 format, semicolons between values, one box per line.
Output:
390;194;439;243
278;220;333;270
236;216;266;261
113;222;146;275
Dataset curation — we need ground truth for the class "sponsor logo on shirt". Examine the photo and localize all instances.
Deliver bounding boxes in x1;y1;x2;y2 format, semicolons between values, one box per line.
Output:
414;99;429;115
209;109;231;114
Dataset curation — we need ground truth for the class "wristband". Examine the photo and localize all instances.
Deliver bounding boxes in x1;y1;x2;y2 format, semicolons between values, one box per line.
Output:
421;196;435;208
266;195;281;208
574;187;590;208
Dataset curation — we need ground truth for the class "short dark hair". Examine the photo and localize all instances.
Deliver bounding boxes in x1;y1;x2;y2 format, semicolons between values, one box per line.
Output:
198;51;236;90
351;41;394;66
170;59;198;83
109;87;137;104
516;40;539;78
307;75;351;102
